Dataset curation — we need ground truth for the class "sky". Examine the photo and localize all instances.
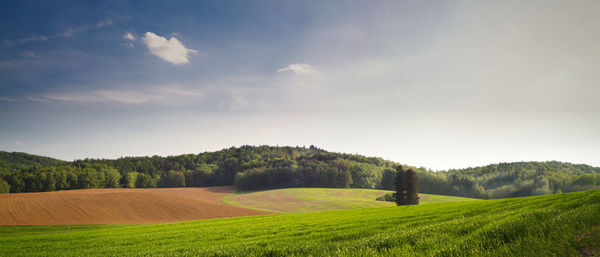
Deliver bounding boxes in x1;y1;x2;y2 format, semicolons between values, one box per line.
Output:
1;1;599;170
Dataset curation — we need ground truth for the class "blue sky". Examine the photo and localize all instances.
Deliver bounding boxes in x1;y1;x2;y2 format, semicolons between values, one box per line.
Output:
1;1;599;170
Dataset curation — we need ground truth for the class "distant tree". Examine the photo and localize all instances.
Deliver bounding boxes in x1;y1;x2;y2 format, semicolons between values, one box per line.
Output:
167;170;185;187
394;166;407;205
406;169;419;205
136;173;156;188
381;168;396;190
336;169;353;188
0;178;10;194
190;164;217;187
43;173;56;191
103;167;122;188
7;174;25;193
394;166;419;206
124;172;139;188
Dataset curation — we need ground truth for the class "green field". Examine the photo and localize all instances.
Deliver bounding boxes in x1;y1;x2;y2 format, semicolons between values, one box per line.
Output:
1;190;599;256
222;188;478;213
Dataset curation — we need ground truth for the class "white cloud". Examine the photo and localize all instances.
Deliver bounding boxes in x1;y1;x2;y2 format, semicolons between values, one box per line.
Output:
142;32;197;65
123;32;136;41
277;63;317;75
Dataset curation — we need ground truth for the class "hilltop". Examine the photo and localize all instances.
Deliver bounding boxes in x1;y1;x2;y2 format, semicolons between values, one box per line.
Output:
0;151;65;176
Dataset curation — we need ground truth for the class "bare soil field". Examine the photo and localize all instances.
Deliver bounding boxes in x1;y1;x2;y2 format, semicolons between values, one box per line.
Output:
0;186;270;225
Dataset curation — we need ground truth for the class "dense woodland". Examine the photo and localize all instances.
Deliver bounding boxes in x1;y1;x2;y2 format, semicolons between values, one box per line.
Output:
0;151;65;176
432;161;600;198
0;146;599;198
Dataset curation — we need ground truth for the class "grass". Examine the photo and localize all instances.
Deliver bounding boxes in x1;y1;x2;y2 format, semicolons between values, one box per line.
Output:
1;190;599;256
222;188;478;213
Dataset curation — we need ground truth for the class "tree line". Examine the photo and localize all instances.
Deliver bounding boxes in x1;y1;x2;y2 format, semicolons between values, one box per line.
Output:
1;148;599;199
0;146;396;194
414;161;600;199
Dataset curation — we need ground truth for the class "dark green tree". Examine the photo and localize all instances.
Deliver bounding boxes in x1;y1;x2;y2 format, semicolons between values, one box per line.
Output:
406;169;419;205
381;168;396;190
0;178;10;194
394;166;419;206
394;165;407;205
136;173;156;188
7;174;25;193
167;170;186;187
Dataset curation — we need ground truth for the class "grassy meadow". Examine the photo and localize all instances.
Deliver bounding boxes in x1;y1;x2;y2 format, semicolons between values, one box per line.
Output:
1;190;599;256
222;188;478;213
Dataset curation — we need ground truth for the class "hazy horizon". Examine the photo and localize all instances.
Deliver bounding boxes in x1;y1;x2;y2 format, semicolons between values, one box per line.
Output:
2;1;599;170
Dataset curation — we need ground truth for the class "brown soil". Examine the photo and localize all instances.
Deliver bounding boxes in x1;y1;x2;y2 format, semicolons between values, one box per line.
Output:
0;186;270;225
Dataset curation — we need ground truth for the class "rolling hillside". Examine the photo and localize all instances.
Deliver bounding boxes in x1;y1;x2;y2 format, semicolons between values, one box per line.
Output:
0;186;268;225
437;161;600;198
0;151;65;176
1;190;598;256
223;188;477;213
0;186;475;225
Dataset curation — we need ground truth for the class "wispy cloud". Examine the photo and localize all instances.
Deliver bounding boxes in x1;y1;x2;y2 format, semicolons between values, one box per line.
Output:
36;86;205;104
20;28;78;43
277;63;318;75
43;90;156;104
141;32;197;65
25;82;282;112
155;86;204;97
5;18;120;45
95;18;115;28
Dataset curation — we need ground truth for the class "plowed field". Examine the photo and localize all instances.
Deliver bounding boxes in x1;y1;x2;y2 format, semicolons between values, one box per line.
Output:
0;186;269;225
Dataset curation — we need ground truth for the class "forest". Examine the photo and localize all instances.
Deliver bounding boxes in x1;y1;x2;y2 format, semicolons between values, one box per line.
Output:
1;146;599;198
428;161;600;198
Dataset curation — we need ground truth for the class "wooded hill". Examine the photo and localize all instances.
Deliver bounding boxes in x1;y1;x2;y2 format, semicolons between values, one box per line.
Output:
0;146;598;199
432;161;600;198
0;151;65;176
